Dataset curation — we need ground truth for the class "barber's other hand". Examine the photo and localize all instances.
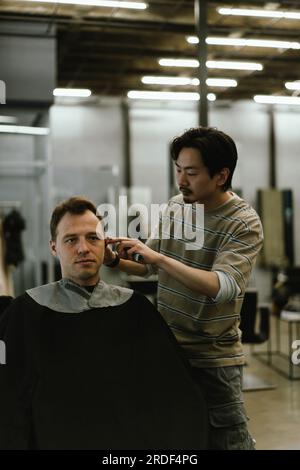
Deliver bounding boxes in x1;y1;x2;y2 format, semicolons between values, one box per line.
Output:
106;238;161;265
103;239;117;265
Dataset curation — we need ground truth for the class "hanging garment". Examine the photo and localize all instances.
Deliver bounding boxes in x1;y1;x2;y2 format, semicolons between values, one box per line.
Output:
2;209;26;267
0;220;14;296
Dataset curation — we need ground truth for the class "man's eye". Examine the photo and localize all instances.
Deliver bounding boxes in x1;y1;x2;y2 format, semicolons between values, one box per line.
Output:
187;173;197;176
89;236;100;241
65;238;75;244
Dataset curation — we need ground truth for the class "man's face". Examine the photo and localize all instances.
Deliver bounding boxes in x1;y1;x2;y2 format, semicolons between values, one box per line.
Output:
49;210;104;286
175;147;227;206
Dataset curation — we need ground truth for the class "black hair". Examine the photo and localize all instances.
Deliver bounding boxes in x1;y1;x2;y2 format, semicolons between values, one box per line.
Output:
170;127;238;191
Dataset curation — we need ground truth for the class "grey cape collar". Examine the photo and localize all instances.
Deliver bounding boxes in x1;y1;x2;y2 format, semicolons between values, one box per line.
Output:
26;278;134;313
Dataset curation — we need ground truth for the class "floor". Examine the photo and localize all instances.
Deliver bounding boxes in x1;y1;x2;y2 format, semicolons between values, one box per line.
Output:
243;316;300;450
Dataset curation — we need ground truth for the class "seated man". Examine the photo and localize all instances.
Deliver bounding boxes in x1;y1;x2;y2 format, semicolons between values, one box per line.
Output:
0;196;207;450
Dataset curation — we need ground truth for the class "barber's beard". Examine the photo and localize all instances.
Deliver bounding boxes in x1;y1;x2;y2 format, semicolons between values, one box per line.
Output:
182;193;197;204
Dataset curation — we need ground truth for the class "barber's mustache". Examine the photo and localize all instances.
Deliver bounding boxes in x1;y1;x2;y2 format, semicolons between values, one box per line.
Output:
179;187;192;193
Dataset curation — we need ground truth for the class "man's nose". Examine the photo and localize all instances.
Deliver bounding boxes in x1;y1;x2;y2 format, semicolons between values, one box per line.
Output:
177;172;188;186
77;238;89;254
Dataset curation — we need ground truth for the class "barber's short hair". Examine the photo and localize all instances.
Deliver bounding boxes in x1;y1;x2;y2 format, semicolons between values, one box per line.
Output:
170;127;238;191
50;196;99;240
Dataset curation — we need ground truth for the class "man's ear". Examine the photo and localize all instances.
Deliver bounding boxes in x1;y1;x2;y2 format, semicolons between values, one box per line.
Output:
49;240;57;257
217;168;230;187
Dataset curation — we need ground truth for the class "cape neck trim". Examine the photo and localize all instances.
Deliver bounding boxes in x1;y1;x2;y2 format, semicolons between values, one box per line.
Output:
26;278;134;313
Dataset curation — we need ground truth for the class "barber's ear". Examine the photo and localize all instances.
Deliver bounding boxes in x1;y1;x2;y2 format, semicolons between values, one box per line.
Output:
217;168;230;186
49;240;57;257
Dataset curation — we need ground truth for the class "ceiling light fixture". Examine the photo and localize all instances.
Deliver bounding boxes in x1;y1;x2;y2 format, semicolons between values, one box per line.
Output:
187;36;300;50
187;36;201;45
22;0;147;10
53;88;92;97
217;7;300;20
254;95;300;105
142;76;199;86
142;76;237;88
0;125;50;135
285;81;300;90
158;59;199;68
159;58;263;71
127;91;216;101
206;60;263;71
206;78;237;87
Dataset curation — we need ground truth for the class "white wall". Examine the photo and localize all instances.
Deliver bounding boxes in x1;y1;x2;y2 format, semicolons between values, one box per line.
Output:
130;102;198;204
50;100;124;206
210;101;269;207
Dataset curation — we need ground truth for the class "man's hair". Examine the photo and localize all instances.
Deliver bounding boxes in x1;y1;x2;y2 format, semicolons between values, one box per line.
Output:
170;127;238;191
50;196;98;241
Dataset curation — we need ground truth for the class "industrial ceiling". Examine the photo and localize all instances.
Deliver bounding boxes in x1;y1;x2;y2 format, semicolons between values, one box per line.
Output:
1;1;300;101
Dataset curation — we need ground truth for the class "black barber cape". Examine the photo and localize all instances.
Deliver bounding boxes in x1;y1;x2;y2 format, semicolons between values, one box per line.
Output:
0;279;208;450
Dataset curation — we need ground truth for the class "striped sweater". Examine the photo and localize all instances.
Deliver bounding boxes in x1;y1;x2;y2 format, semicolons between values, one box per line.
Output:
146;192;264;368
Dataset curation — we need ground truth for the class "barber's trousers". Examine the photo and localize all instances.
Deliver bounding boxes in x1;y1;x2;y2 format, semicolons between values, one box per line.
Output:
191;365;255;450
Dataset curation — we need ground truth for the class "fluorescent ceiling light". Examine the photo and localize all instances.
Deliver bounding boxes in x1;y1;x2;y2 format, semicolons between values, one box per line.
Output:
142;76;237;87
53;88;92;97
142;76;199;86
254;95;300;105
22;0;147;9
158;58;199;68
206;78;237;87
159;58;263;71
206;60;263;71
207;37;300;50
206;93;216;101
0;116;18;124
285;81;300;90
187;36;201;45
217;7;300;20
127;90;216;101
0;125;49;135
187;36;300;50
128;91;200;101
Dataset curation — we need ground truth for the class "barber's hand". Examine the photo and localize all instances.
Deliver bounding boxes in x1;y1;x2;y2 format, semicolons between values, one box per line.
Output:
106;237;161;265
103;239;117;265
